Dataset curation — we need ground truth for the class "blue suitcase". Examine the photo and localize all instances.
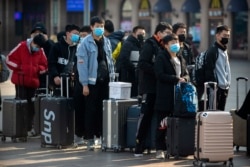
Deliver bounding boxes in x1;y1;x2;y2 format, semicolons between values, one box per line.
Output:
126;104;157;152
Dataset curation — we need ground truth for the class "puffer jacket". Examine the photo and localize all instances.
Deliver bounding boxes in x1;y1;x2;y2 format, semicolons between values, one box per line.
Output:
6;39;48;88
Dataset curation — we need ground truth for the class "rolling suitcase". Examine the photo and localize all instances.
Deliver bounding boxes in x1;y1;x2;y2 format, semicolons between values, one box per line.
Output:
102;99;137;152
194;82;233;167
166;117;195;159
40;74;75;149
126;104;157;152
1;99;28;142
1;73;28;142
230;77;248;151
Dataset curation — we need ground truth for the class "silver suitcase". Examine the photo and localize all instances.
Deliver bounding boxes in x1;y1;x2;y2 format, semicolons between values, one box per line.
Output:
194;82;233;167
102;99;137;152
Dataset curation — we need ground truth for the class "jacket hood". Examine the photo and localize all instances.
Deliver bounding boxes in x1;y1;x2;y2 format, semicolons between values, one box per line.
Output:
108;30;125;41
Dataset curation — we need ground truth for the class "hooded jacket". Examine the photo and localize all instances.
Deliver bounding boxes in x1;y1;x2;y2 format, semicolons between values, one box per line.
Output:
6;38;48;88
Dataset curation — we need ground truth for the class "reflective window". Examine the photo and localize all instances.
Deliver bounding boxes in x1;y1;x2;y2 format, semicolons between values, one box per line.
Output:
232;12;248;50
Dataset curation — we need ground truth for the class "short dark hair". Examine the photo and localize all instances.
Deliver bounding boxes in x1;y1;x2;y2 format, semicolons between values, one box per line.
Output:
162;34;178;44
33;34;46;47
172;22;187;34
104;20;114;33
80;26;92;33
90;16;104;26
154;22;172;35
216;25;230;34
65;24;80;32
57;31;65;42
132;25;145;33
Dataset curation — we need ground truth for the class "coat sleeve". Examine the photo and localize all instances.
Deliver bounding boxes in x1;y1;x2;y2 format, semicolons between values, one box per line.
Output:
154;53;179;84
48;44;60;78
138;41;155;75
6;43;22;71
38;48;48;73
76;41;89;86
205;46;217;82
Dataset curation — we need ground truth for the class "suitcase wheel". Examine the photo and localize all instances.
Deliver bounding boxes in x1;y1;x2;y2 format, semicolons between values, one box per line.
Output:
101;146;107;152
225;160;234;167
57;145;62;149
1;136;6;142
166;153;170;159
73;143;78;148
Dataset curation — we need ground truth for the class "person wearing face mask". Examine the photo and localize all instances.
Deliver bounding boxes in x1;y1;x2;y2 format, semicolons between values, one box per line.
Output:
30;22;54;89
6;34;48;136
134;22;173;157
172;22;195;66
116;25;146;97
154;34;189;158
48;24;80;97
205;25;231;111
76;16;115;147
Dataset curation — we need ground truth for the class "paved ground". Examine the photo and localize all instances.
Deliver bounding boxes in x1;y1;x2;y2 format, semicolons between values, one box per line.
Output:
0;58;250;167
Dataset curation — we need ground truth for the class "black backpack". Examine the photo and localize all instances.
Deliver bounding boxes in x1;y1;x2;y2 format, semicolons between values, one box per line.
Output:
192;46;217;86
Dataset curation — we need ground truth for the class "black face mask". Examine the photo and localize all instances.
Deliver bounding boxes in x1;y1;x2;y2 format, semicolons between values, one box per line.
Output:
178;34;186;42
137;34;144;43
221;38;229;45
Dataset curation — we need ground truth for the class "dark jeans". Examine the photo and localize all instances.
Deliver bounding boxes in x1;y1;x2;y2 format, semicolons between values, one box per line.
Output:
217;87;229;111
15;85;35;131
155;110;171;151
84;80;109;139
136;93;156;143
73;81;85;137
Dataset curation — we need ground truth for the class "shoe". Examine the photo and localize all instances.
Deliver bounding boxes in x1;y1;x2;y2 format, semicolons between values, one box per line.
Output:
27;128;36;137
134;139;144;157
94;137;102;146
155;150;165;159
74;135;84;145
87;139;95;151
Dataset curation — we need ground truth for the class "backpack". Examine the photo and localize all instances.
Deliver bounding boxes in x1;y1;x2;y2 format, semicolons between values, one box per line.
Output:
192;51;208;86
192;45;218;86
173;82;198;118
0;54;10;83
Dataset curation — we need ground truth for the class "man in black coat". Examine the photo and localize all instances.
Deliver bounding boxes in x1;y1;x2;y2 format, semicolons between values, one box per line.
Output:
116;25;145;97
134;22;172;157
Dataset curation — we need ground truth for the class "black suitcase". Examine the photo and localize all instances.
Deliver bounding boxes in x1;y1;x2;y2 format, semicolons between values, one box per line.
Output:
1;99;28;142
33;88;47;135
40;74;75;149
166;117;195;159
126;104;157;152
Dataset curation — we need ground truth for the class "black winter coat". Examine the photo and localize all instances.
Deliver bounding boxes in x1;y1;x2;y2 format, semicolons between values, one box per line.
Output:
116;35;142;97
48;39;77;79
154;49;189;111
138;36;162;94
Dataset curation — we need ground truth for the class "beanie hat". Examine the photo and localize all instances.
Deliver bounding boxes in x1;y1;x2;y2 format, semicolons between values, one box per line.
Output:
31;22;47;34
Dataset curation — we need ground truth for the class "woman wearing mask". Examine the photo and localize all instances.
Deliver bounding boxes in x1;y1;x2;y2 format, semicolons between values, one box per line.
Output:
154;34;189;158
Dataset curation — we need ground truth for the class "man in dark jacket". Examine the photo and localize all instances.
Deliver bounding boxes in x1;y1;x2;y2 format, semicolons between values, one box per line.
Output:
116;25;145;97
205;25;231;111
134;22;172;157
48;24;80;96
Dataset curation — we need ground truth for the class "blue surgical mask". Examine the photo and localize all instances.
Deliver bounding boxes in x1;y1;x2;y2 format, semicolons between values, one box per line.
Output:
71;34;80;43
169;43;180;53
31;46;39;52
93;27;104;37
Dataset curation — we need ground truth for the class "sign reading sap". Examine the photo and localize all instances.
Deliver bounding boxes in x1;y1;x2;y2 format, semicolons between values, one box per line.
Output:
41;109;55;144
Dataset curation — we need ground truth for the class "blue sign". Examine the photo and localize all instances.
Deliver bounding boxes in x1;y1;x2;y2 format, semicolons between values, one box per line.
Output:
67;0;93;12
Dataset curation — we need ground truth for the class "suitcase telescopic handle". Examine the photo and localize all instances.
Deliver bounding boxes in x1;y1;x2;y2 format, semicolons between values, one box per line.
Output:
60;73;69;98
204;82;217;110
236;77;248;109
